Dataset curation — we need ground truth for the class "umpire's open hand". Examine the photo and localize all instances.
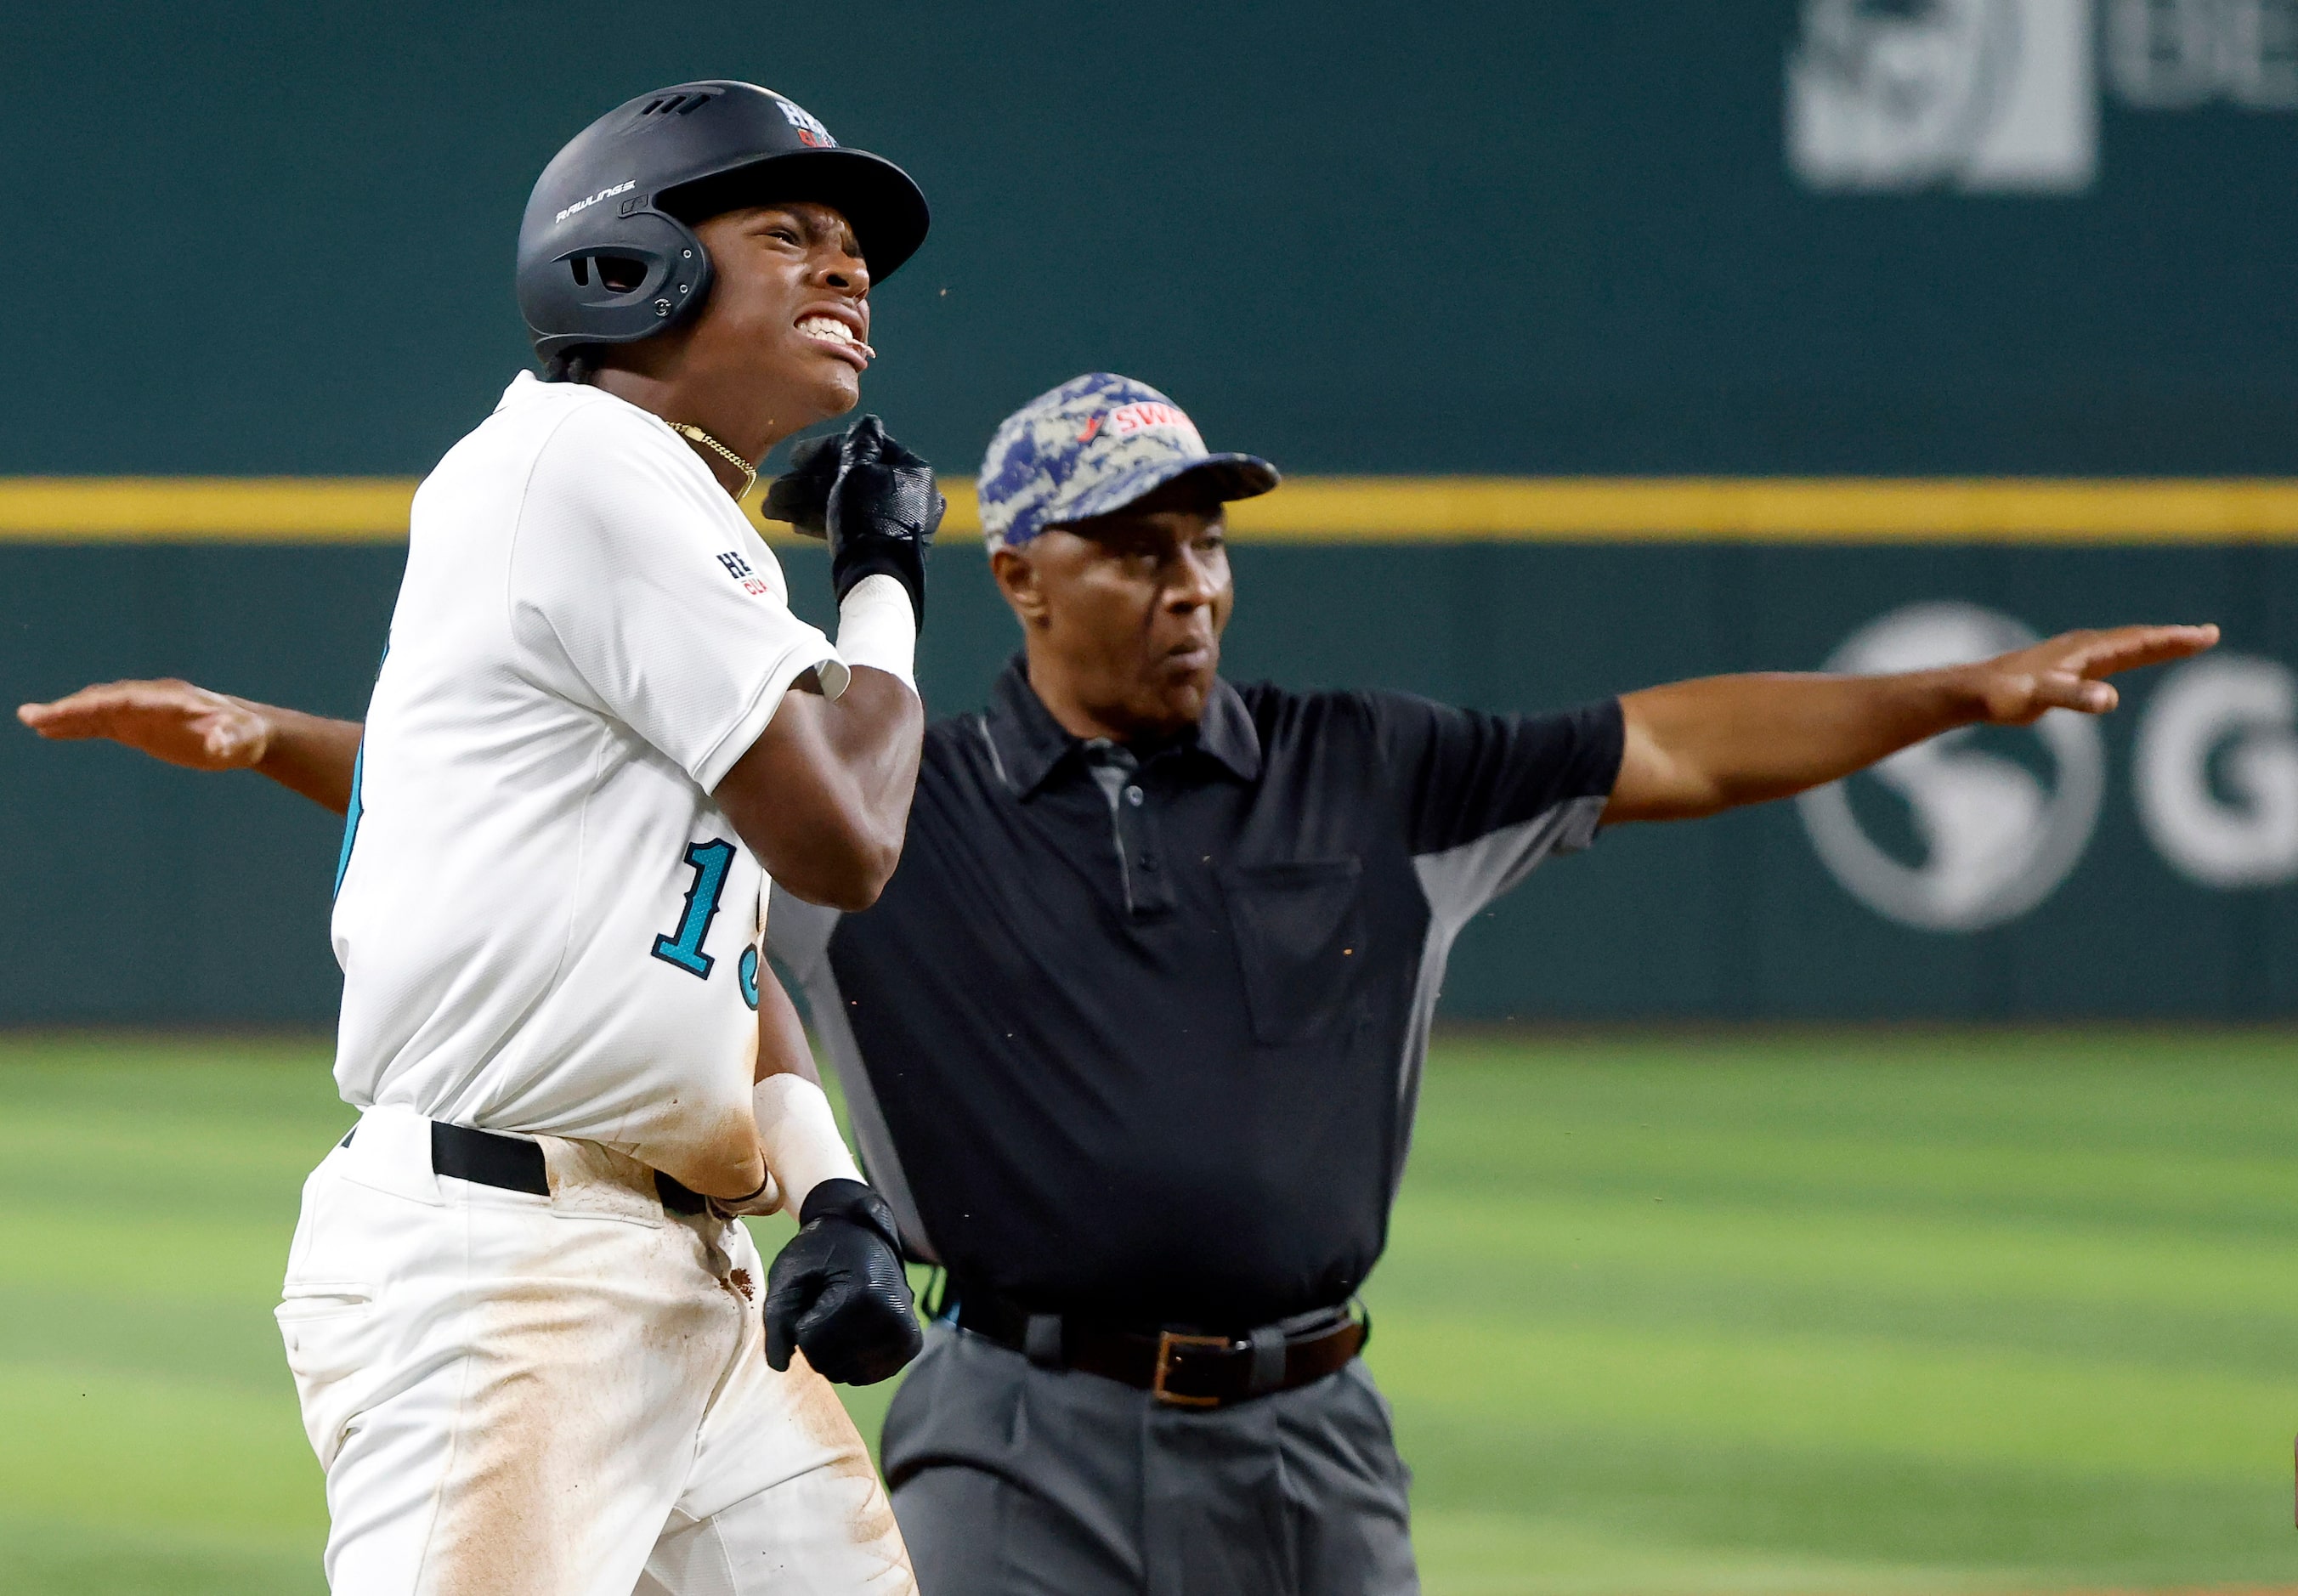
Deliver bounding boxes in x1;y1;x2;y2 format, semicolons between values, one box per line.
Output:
761;415;941;625
17;677;269;769
762;1178;922;1386
1961;624;2220;722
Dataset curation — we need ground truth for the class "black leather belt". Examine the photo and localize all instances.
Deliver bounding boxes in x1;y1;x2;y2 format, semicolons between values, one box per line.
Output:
340;1120;709;1214
954;1287;1367;1408
428;1120;547;1193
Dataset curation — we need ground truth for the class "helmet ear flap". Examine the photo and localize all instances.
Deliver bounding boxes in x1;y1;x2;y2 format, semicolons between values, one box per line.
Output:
528;207;712;357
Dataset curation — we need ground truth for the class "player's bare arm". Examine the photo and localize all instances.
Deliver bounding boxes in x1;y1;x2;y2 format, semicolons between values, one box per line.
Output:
682;948;825;1222
717;669;922;910
1605;622;2221;823
722;410;944;910
18;679;362;814
755;965;821;1089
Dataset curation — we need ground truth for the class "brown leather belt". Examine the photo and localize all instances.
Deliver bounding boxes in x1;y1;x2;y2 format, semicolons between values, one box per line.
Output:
954;1288;1366;1408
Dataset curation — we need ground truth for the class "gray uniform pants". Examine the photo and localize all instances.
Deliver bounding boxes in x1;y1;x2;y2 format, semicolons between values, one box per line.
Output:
881;1322;1418;1596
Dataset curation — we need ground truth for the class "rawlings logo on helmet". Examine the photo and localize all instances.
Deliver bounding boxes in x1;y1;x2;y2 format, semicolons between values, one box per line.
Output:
555;179;636;226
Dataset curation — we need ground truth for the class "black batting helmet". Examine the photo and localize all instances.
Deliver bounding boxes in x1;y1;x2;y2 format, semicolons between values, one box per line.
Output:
515;81;929;360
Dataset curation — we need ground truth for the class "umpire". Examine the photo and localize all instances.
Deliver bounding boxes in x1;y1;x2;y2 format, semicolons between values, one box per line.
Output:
761;373;2210;1593
21;373;2211;1595
769;375;1605;1591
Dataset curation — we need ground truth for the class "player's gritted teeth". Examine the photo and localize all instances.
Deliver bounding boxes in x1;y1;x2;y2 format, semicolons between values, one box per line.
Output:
795;308;874;369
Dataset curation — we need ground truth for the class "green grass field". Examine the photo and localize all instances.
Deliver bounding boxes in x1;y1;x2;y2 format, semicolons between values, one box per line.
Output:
2;1029;2293;1594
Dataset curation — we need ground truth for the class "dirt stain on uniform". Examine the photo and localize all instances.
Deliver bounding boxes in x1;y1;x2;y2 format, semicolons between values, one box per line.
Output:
783;1352;908;1557
422;1283;584;1596
636;1099;764;1202
417;1152;733;1596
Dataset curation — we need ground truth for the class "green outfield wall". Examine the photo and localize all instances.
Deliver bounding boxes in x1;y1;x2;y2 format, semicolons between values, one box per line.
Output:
8;3;2298;1022
8;527;2294;1026
6;2;2298;482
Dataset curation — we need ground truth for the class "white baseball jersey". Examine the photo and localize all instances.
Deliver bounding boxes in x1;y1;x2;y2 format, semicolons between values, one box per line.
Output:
331;371;846;1186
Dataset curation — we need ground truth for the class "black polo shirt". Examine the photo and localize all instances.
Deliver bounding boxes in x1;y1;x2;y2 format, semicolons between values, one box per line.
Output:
771;659;1622;1329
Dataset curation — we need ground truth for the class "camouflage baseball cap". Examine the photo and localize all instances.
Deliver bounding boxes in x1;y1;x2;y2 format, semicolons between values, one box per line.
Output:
976;373;1280;552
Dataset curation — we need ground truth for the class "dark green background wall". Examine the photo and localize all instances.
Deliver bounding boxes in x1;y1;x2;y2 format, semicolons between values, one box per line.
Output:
3;2;2296;479
7;3;2298;1023
6;541;2285;1025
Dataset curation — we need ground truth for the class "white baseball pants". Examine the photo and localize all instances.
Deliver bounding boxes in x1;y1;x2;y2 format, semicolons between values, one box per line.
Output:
275;1102;914;1596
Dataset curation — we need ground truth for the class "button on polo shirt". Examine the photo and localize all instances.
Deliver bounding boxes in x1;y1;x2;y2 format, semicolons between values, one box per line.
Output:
771;658;1624;1329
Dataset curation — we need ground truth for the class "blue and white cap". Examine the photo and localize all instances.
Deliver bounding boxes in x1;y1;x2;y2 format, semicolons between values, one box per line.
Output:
976;373;1280;552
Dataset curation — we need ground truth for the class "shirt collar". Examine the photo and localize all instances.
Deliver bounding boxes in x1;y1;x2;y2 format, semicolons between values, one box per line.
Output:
984;656;1262;798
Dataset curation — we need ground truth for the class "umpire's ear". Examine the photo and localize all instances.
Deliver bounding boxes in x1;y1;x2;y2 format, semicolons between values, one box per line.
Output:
991;543;1050;629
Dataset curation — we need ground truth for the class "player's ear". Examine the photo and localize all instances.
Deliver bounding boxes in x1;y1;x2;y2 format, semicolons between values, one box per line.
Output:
991;545;1050;629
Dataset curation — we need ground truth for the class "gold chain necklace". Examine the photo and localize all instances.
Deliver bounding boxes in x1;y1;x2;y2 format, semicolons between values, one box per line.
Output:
667;422;758;499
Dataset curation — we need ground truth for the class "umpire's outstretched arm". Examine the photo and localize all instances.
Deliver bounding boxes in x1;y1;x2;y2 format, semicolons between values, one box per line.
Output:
1604;623;2218;823
18;677;362;813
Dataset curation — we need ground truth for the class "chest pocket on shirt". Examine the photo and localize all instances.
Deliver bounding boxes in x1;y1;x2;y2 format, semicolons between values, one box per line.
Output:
1219;857;1366;1046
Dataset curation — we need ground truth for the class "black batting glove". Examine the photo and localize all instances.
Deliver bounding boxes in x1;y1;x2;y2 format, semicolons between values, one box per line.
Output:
831;416;941;626
762;416;939;626
762;1178;923;1386
762;417;942;627
761;433;840;537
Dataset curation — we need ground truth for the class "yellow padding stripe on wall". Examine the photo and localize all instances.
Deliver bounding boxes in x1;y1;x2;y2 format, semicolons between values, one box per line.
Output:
9;476;2298;544
1242;477;2298;543
0;478;422;541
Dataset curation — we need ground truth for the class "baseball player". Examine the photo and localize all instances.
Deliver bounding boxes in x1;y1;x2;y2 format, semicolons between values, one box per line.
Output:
38;82;942;1594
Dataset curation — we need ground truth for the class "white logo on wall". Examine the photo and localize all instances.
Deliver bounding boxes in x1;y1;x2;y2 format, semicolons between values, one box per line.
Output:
1786;0;2298;191
2134;654;2298;885
1798;603;2107;930
2107;0;2298;108
1787;0;2098;191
